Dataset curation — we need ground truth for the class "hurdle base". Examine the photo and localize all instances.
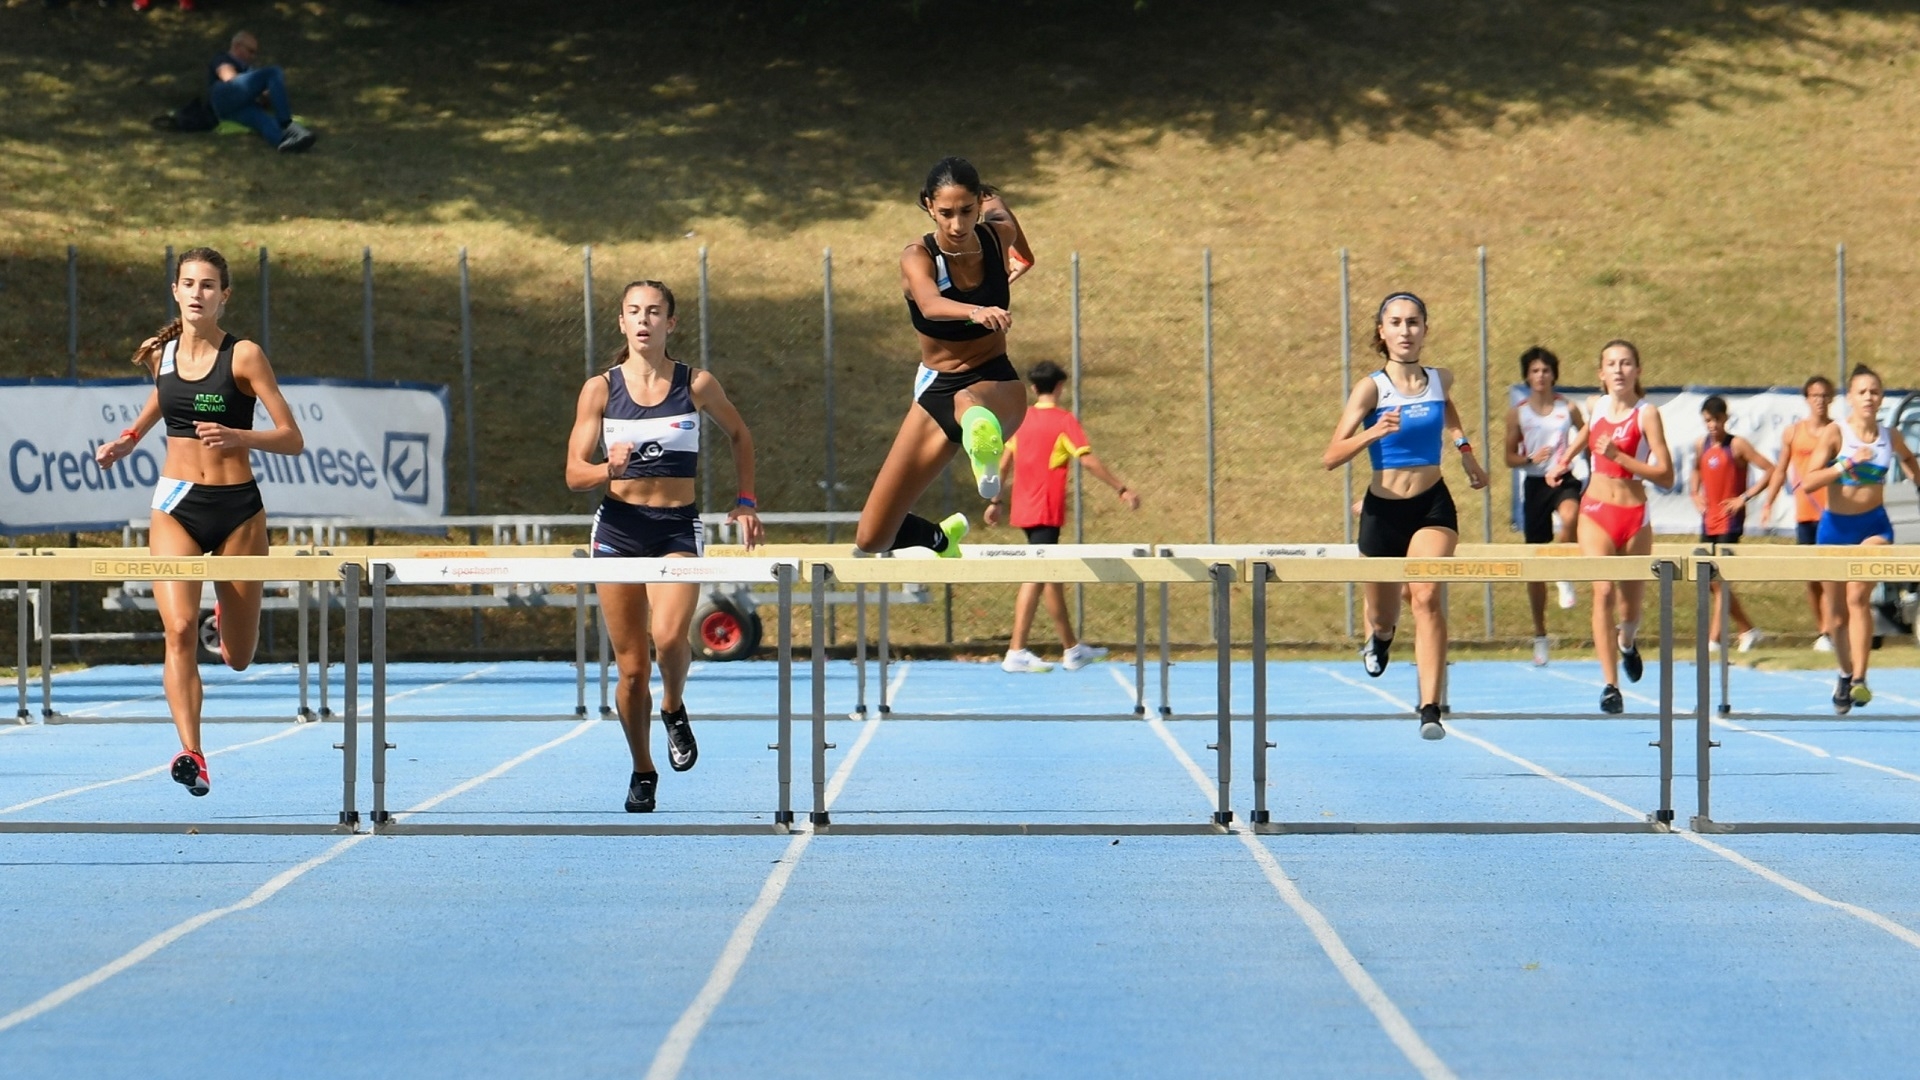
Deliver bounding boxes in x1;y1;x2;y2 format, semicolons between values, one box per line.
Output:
1691;817;1920;834
809;821;1231;836
809;811;832;826
0;821;357;835
1250;820;1669;835
774;810;795;826
1212;810;1234;826
1249;810;1271;824
339;810;360;828
372;821;795;836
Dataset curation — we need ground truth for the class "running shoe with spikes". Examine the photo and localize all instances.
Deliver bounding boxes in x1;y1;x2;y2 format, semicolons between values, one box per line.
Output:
1361;633;1392;678
1833;676;1854;715
625;771;658;813
1531;635;1550;667
1620;642;1644;683
662;706;698;772
170;749;209;797
936;512;968;558
1418;702;1446;741
960;406;1004;499
1851;680;1872;707
1599;684;1624;715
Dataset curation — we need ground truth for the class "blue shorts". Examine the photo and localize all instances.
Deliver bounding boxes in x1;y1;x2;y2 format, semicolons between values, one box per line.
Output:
590;500;704;558
1815;506;1894;546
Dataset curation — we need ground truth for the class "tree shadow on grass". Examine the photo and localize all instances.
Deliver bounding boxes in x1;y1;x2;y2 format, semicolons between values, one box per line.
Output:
3;0;1910;240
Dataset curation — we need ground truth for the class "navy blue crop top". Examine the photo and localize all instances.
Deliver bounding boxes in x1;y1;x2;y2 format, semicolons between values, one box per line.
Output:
603;362;699;480
905;223;1010;342
157;334;257;437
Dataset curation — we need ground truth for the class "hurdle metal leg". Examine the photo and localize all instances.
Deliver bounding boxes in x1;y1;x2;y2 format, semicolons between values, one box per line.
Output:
1251;563;1270;824
357;564;386;826
1158;581;1172;717
1437;584;1450;715
775;564;795;828
1718;575;1732;716
39;581;52;718
16;580;29;722
340;564;362;828
573;584;587;718
1654;560;1676;826
1133;583;1146;717
1209;564;1233;826
597;604;612;717
317;578;332;718
810;564;830;826
852;583;867;717
877;582;891;714
296;580;313;721
1691;562;1717;831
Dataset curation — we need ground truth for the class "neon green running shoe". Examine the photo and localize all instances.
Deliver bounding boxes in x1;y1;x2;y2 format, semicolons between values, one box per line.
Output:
937;512;968;558
1851;680;1872;706
960;406;1004;499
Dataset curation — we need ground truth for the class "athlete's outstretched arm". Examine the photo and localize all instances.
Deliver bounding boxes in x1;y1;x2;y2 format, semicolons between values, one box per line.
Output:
1759;424;1799;513
564;376;615;492
1081;452;1139;509
692;370;764;549
1438;371;1489;489
95;390;162;468
1322;377;1391;470
215;343;303;455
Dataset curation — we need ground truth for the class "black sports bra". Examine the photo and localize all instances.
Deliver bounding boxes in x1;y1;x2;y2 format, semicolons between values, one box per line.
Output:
905;223;1010;342
156;334;257;437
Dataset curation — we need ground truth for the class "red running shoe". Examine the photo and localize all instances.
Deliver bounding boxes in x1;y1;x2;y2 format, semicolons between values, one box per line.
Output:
171;749;210;797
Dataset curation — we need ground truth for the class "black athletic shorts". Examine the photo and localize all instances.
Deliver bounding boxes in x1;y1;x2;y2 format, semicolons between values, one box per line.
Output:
1358;481;1459;558
1796;521;1819;545
152;479;264;553
1022;525;1062;545
1521;475;1581;544
590;500;703;558
913;354;1020;443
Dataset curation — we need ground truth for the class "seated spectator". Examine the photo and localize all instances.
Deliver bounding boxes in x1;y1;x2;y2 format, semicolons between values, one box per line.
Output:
209;31;315;153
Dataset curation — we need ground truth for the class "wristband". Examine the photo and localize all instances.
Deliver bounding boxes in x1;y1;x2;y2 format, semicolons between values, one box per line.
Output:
1454;440;1473;455
120;427;140;443
736;495;756;509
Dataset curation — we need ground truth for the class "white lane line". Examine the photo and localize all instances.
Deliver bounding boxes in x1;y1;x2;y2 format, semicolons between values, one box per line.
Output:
0;717;599;1035
1312;667;1920;954
1839;757;1920;783
0;725;318;815
384;663;502;705
61;664;297;718
1136;670;1455;1080
643;664;897;1080
0;726;26;735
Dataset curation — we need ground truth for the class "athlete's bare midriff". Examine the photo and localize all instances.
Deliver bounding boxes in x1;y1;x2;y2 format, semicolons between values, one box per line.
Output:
916;328;1010;373
1584;473;1645;508
1369;464;1443;500
607;476;697;508
160;439;256;486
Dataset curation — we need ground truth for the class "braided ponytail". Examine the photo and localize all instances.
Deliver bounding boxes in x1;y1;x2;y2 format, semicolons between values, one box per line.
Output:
132;319;184;374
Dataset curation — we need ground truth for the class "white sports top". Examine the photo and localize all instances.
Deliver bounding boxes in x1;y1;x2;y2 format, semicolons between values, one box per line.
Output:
1516;394;1573;478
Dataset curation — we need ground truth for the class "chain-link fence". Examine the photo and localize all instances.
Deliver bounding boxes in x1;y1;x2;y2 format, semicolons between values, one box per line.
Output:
0;236;1892;660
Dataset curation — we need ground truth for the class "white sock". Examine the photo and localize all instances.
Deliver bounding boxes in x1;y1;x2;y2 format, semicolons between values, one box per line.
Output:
1617;620;1639;650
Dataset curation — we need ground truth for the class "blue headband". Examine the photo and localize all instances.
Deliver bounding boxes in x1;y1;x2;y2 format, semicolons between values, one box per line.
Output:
1376;292;1427;322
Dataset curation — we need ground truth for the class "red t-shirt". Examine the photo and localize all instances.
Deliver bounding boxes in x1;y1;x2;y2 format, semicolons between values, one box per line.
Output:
1697;435;1745;535
1007;402;1090;528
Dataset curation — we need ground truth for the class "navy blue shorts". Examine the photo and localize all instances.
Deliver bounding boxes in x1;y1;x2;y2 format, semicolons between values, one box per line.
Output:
590;500;703;558
1796;521;1820;545
1022;525;1062;545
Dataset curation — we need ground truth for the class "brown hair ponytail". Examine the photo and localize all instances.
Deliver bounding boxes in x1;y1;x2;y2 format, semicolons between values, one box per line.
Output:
132;318;184;374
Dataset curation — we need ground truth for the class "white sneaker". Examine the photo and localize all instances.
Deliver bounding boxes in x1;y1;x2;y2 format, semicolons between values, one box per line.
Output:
1813;633;1834;653
1061;643;1108;671
1531;635;1550;667
1556;581;1577;609
1737;628;1765;653
277;121;317;153
1001;648;1053;673
1706;640;1722;656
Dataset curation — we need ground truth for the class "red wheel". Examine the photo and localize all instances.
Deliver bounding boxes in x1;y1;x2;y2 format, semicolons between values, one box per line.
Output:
701;609;744;651
691;599;755;661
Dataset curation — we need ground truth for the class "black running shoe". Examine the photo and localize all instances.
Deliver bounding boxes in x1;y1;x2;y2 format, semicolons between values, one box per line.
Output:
170;749;209;797
1361;634;1393;678
663;706;698;772
1620;643;1644;684
625;771;658;813
1832;676;1854;716
1599;684;1624;715
1418;702;1446;741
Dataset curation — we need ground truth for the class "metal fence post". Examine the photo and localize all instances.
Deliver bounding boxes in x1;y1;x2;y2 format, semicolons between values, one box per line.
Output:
1339;249;1354;638
1203;248;1216;545
1071;251;1084;634
362;246;375;378
164;246;176;318
459;248;480;647
1478;246;1493;639
582;245;595;379
1835;242;1848;387
823;247;837;542
66;245;78;378
698;245;712;514
258;246;271;354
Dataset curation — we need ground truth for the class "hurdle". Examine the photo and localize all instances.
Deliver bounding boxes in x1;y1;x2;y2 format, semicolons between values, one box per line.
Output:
0;554;360;835
1245;553;1685;833
807;552;1240;834
366;555;801;835
1690;551;1920;834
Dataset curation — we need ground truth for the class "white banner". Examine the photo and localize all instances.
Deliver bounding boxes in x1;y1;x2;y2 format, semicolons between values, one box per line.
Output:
1508;385;1920;541
0;378;449;533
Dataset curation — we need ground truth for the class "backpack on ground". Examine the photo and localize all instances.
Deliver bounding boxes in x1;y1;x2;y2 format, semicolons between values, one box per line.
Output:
150;96;218;133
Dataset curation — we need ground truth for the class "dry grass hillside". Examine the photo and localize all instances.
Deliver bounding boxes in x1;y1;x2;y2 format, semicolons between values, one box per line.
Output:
3;0;1919;654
